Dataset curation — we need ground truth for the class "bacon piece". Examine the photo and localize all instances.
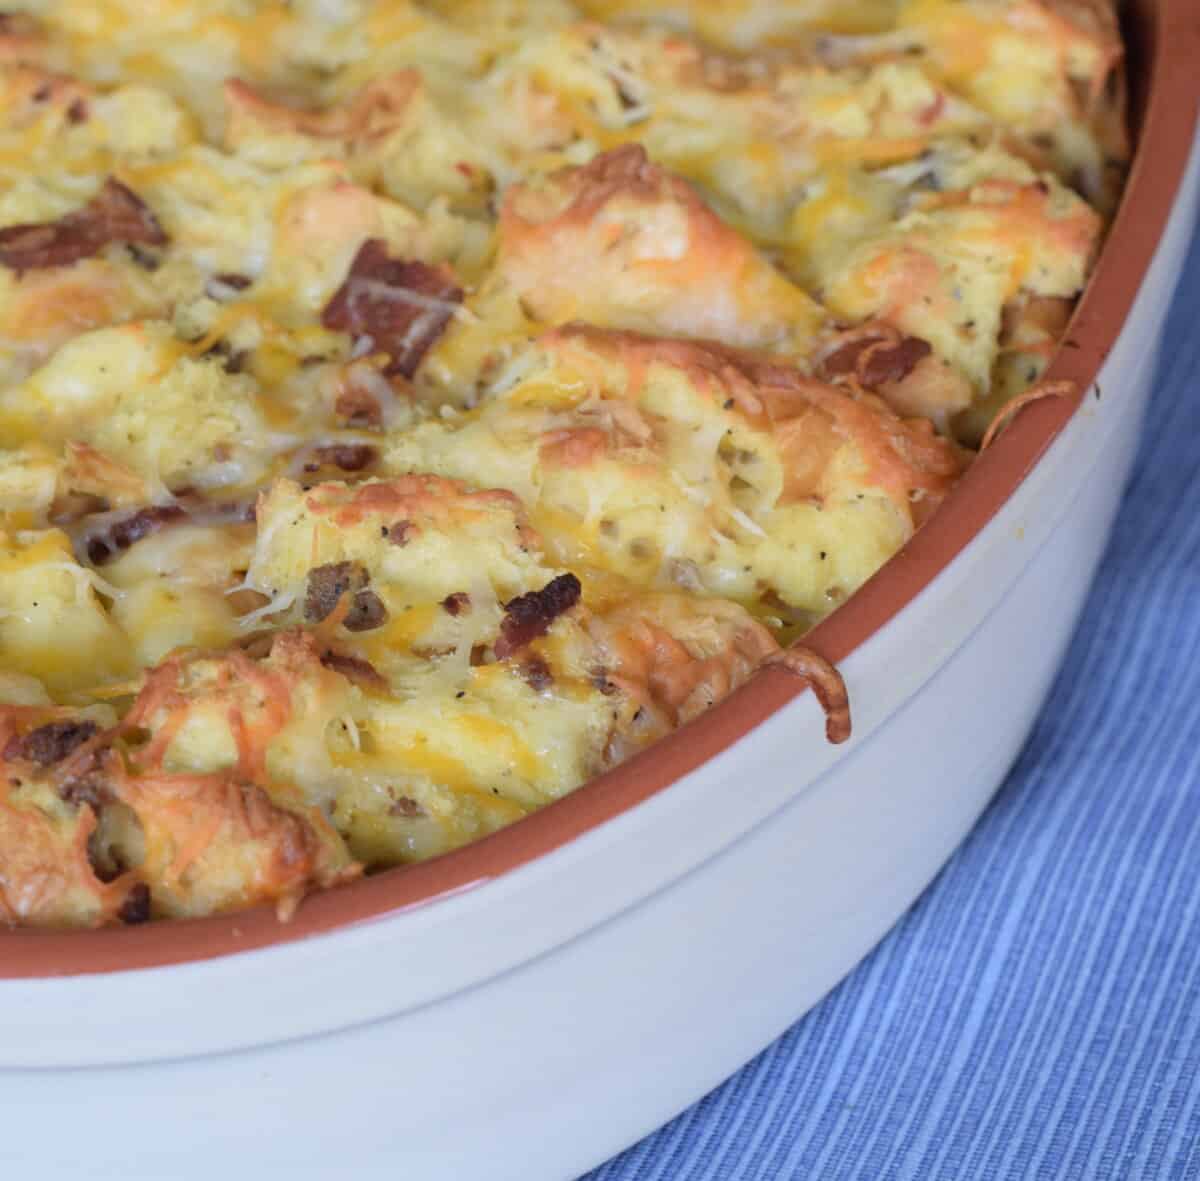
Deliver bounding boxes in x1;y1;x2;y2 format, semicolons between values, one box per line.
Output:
200;338;249;374
819;330;932;388
334;383;383;428
310;442;378;472
0;13;41;38
2;67;91;129
0;177;167;274
1;717;113;812
305;561;364;623
518;656;553;692
304;561;389;632
441;592;470;616
319;647;387;690
343;592;388;634
0;12;44;64
73;496;253;566
389;795;424;819
117;881;151;924
331;358;409;429
58;764;113;810
81;504;188;565
321;239;463;379
818;325;969;429
3;719;98;767
384;519;414;546
494;573;581;660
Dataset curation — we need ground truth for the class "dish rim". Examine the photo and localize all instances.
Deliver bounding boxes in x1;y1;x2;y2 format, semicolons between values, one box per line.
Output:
3;0;1198;979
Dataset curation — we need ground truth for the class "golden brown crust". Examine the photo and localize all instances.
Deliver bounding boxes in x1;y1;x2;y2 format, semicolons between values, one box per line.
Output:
0;66;92;129
0;12;46;66
0;707;134;928
114;770;358;921
0;643;360;926
543;323;968;518
498;146;822;348
302;474;537;541
590;594;779;740
224;73;420;147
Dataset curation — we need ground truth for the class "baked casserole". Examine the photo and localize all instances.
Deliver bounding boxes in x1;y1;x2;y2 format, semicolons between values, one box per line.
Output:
0;0;1126;927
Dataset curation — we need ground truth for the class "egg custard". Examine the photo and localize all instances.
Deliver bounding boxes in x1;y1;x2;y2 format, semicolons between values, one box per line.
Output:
0;1;1124;927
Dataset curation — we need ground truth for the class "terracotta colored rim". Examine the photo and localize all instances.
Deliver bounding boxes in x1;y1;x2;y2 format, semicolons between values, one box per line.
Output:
5;0;1199;978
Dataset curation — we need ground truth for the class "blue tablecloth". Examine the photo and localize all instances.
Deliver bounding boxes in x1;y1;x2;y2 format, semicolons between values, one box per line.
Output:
591;216;1200;1181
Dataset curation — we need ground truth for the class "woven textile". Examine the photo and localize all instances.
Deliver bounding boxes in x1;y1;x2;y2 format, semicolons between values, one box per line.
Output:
590;218;1200;1181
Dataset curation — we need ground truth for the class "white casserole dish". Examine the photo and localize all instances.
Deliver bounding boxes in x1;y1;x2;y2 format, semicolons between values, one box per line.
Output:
1;2;1197;1177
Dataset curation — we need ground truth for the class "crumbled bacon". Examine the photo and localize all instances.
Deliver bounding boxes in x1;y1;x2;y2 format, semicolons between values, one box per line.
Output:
321;239;463;380
82;504;188;565
819;332;932;388
0;177;167;274
201;338;249;374
320;647;387;690
4;719;98;767
0;13;39;36
117;882;152;925
389;796;425;819
74;496;253;566
590;669;618;696
346;591;388;632
441;592;470;616
304;561;389;632
0;11;43;58
127;243;160;271
58;760;112;809
312;443;379;472
384;519;414;546
332;359;409;429
519;656;553;692
494;573;581;659
204;272;252;300
334;382;384;428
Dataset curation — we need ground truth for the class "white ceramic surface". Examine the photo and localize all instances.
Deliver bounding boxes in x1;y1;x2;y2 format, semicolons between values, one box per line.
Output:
1;117;1196;1181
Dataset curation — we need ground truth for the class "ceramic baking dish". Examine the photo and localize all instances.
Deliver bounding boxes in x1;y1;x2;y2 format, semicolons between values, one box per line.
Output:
1;1;1198;1177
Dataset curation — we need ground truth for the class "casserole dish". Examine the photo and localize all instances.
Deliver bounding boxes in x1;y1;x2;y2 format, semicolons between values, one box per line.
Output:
0;1;1197;1177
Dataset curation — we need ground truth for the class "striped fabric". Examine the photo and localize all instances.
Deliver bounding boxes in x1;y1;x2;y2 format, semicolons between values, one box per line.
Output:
590;223;1200;1181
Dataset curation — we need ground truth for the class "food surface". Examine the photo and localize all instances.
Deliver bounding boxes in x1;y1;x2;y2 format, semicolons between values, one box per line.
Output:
0;0;1124;927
